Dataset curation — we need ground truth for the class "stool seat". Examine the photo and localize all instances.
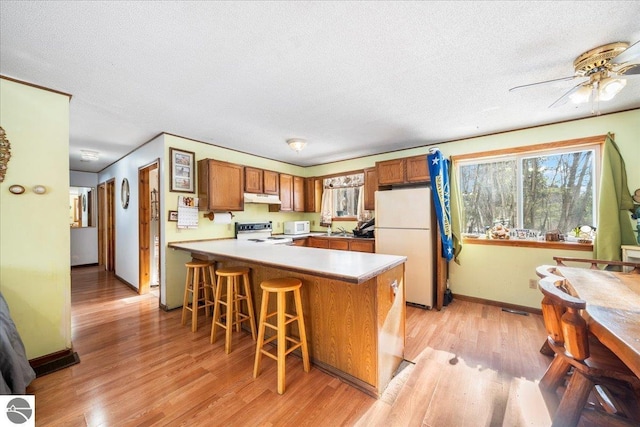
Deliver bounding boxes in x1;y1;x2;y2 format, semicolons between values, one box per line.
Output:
253;277;310;394
215;267;250;277
181;260;215;333
259;277;304;293
210;266;256;354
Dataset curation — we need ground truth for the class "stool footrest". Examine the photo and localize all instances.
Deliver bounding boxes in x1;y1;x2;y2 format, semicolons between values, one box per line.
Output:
259;341;303;360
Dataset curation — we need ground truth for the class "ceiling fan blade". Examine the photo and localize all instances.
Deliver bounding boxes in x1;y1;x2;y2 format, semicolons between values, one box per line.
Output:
611;39;640;64
617;63;640;76
509;75;578;92
548;82;587;108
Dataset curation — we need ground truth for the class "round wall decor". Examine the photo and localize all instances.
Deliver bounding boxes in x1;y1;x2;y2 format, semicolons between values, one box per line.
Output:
121;178;130;209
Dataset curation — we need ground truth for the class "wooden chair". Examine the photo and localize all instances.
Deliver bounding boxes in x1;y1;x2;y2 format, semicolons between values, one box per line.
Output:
537;271;640;427
537;257;640;359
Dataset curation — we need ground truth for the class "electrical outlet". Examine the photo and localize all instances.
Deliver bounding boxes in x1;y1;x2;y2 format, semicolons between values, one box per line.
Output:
311;220;315;226
529;279;538;289
227;224;231;231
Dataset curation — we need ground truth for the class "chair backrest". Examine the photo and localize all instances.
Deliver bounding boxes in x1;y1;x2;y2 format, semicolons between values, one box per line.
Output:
537;270;589;361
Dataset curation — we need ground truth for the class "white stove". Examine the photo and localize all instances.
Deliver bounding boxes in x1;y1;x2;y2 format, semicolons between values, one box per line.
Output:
235;221;293;245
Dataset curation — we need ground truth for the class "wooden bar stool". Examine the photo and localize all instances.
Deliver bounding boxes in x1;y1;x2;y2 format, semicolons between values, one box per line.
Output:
253;277;310;394
210;267;257;354
180;260;215;333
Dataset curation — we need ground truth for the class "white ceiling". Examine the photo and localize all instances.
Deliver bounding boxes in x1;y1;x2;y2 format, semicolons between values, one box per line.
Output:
1;1;639;173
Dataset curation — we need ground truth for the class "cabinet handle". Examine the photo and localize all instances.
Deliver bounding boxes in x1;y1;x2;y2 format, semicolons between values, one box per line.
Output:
390;280;398;301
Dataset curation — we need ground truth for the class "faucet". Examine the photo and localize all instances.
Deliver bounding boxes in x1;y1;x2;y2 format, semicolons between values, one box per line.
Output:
337;226;348;236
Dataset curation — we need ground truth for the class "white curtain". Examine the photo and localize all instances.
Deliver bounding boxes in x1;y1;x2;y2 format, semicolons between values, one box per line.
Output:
356;185;365;221
320;188;333;226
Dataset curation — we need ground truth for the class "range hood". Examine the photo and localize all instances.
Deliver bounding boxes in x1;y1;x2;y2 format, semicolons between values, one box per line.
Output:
243;193;281;204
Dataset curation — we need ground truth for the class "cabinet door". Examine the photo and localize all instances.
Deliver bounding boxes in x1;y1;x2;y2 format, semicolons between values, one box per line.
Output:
405;155;430;183
291;238;307;247
304;177;321;213
293;176;305;212
279;174;293;211
199;159;244;211
307;237;329;248
328;239;349;251
263;170;279;195
363;167;377;211
244;167;263;194
376;159;405;185
349;240;375;253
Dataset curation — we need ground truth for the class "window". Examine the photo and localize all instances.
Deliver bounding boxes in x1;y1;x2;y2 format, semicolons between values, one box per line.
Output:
320;173;367;223
456;138;601;238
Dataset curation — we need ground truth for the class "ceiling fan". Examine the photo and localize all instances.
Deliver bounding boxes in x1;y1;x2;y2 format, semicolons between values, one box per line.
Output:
510;40;640;110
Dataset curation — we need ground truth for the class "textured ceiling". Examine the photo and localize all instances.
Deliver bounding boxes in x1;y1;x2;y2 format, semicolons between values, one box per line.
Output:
1;1;639;173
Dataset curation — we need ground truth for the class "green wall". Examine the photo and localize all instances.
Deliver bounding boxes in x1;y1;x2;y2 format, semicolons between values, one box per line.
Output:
308;110;640;309
0;78;71;359
162;134;315;308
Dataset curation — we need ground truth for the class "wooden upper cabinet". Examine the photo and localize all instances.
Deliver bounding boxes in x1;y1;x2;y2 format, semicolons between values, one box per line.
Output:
278;173;293;211
376;158;405;185
376;155;429;186
263;170;279;195
244;167;263;194
293;176;305;212
304;177;322;213
245;167;279;195
405;154;430;183
363;167;377;211
198;159;244;212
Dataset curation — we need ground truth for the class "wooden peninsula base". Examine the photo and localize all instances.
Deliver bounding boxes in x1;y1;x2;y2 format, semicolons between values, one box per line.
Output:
201;258;405;397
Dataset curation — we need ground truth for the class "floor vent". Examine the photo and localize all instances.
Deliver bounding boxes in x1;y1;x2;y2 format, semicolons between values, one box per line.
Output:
501;308;529;316
33;352;80;377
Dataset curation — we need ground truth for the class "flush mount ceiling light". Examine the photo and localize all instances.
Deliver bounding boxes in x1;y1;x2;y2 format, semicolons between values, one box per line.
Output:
287;138;307;152
80;150;100;161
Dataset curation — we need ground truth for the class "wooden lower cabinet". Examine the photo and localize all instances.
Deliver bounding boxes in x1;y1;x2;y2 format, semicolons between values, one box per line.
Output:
308;236;374;253
307;237;330;249
220;260;405;397
328;239;349;250
349;240;375;253
290;238;307;247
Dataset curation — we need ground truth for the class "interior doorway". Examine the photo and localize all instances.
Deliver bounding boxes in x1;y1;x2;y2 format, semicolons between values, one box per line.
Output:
138;161;160;298
98;179;116;271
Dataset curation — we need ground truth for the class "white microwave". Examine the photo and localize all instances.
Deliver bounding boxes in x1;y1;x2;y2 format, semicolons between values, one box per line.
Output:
284;221;310;235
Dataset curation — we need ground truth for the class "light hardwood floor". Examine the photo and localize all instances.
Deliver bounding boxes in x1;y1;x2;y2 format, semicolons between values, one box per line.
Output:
28;266;556;426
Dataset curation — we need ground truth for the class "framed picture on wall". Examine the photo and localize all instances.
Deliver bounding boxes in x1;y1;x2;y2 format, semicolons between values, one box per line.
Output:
168;210;178;222
169;147;195;193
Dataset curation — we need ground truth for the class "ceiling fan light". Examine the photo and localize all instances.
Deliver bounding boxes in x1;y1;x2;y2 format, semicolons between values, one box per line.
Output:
287;138;307;152
599;78;626;101
569;85;592;104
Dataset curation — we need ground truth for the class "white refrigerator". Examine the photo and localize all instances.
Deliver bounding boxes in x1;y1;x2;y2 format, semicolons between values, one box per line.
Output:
375;187;434;309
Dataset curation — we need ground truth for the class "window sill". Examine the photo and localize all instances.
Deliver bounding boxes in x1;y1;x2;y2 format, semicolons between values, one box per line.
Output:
462;236;593;251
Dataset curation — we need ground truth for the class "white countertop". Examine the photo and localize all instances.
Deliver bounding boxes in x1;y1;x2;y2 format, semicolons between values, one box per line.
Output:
169;239;405;284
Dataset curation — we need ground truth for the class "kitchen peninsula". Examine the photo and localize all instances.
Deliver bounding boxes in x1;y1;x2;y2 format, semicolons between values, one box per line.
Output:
168;239;407;397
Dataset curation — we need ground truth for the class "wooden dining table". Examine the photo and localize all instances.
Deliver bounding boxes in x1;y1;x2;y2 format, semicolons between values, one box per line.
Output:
552;266;640;379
